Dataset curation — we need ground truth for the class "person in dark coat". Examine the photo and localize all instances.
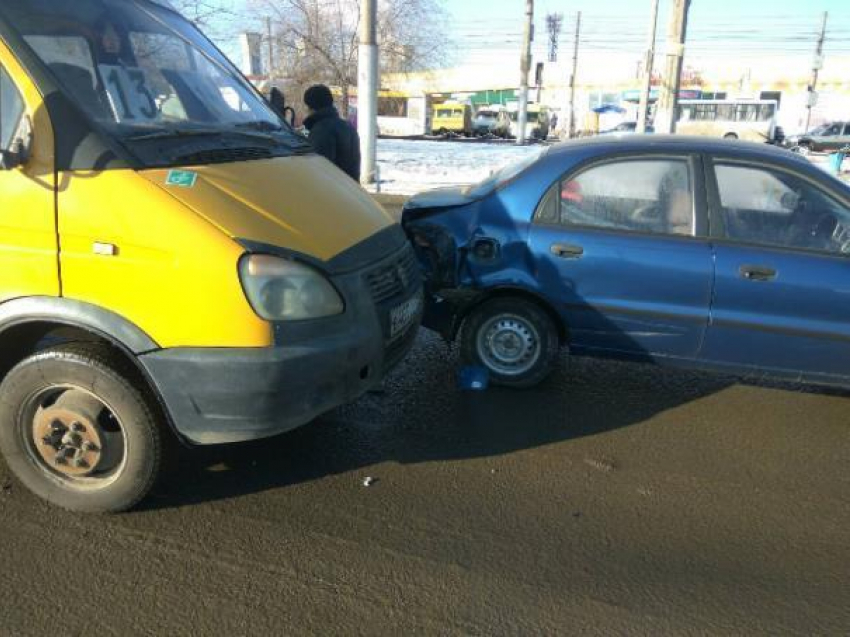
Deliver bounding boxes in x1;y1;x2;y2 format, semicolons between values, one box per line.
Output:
303;84;361;181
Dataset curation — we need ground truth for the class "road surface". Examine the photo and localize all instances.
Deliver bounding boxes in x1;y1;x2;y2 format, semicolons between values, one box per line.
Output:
1;329;848;635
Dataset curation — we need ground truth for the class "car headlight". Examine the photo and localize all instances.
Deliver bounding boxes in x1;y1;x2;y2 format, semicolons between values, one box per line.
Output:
239;254;344;321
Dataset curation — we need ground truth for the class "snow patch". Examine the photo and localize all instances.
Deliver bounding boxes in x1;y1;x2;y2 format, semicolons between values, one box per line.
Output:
368;139;543;195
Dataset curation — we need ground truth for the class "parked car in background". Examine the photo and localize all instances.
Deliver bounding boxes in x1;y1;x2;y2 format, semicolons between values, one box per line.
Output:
786;122;850;155
598;122;655;135
472;107;501;136
496;104;550;140
402;136;850;388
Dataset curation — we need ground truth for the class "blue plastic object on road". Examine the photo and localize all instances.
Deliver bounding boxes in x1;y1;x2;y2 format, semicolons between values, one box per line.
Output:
459;366;489;391
829;151;845;175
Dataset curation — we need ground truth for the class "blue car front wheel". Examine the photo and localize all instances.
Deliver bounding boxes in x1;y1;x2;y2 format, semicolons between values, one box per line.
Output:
461;298;560;388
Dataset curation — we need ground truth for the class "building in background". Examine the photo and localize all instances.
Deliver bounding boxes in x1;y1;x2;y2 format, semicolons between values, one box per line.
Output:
236;28;850;139
239;32;263;77
378;51;850;138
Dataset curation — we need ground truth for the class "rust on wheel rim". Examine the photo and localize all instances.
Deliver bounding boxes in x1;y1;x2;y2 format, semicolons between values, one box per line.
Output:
32;391;106;478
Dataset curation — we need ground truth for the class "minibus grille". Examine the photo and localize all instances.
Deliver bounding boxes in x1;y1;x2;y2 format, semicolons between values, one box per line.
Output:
366;246;420;303
384;319;419;368
175;147;274;165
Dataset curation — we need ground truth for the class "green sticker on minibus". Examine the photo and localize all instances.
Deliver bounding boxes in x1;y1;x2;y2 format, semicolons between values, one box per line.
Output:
166;170;198;188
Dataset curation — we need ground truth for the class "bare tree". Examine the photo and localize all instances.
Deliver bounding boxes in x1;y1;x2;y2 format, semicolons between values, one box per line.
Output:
249;0;447;116
170;0;241;41
171;0;226;24
377;0;446;74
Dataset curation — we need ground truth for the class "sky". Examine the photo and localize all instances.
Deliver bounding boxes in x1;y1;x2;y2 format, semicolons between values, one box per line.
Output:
208;0;850;69
451;0;843;21
447;0;850;65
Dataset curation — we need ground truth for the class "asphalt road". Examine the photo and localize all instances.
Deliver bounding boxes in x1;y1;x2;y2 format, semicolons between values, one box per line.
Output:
1;328;848;636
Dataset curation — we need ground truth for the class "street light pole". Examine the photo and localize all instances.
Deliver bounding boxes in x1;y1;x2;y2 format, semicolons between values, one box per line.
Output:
637;0;659;134
358;0;378;184
517;0;534;145
805;12;828;133
655;0;690;135
567;11;582;139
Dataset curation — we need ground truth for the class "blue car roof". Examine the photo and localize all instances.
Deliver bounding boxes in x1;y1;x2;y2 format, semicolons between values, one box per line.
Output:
547;135;811;167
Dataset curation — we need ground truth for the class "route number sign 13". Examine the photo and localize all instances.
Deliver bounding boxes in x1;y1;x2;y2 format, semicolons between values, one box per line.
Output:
98;65;158;122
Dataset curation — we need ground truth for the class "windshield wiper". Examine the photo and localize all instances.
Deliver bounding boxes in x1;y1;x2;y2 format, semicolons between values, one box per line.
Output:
235;121;284;133
235;121;311;149
125;127;277;143
125;128;220;142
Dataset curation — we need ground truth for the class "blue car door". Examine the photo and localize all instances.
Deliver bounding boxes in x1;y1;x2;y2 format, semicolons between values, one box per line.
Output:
527;154;714;360
701;159;850;382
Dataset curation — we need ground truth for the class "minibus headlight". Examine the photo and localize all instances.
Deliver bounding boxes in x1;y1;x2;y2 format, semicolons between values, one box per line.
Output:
239;255;344;321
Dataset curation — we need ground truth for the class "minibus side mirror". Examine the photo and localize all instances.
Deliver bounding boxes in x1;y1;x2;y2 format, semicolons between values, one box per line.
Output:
0;116;32;171
0;139;28;170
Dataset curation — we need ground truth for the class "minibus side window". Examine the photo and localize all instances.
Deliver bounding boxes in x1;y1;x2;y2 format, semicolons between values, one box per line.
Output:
0;68;25;150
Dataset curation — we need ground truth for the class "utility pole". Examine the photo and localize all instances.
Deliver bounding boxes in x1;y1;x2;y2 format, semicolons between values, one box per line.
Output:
265;16;274;78
637;0;659;133
517;0;534;145
567;11;581;139
805;11;828;132
358;0;378;184
654;0;690;134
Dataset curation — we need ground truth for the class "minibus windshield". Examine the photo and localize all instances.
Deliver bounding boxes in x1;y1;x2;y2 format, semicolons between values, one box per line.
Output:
0;0;307;154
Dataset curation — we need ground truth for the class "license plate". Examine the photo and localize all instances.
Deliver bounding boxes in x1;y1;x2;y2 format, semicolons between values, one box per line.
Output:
390;296;422;339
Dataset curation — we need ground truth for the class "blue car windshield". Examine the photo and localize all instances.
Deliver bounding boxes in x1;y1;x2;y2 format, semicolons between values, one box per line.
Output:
463;147;548;198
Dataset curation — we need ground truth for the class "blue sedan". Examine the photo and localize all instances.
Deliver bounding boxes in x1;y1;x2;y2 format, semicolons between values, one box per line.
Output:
401;136;850;387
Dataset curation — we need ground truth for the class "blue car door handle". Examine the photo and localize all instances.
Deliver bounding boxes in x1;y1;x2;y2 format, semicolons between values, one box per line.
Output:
739;264;777;281
551;243;584;259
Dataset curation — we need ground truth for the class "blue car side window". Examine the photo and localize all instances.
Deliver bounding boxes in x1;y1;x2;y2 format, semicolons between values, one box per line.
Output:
715;164;850;254
535;159;694;236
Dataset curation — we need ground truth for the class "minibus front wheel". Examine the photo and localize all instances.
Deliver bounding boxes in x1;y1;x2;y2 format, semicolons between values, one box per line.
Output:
0;343;164;513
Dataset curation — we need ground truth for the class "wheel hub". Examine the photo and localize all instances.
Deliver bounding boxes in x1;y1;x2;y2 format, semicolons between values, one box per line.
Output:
493;329;527;362
478;316;540;375
32;392;106;478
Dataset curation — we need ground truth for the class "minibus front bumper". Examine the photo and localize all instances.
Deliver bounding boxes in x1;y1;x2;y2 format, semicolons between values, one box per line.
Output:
139;244;422;445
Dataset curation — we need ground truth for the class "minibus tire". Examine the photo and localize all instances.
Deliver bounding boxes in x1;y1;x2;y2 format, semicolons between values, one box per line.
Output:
461;298;559;388
0;343;162;513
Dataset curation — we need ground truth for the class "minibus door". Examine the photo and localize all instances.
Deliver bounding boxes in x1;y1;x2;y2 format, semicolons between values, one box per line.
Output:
0;44;58;301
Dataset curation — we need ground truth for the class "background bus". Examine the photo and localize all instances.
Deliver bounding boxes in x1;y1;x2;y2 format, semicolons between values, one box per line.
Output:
676;99;779;142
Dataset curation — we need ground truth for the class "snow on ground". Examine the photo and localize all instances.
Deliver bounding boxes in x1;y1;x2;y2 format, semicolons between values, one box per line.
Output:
368;139;848;196
369;139;544;195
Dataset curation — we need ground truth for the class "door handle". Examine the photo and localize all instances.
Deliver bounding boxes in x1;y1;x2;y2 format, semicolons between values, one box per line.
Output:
739;264;777;281
551;243;584;259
